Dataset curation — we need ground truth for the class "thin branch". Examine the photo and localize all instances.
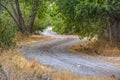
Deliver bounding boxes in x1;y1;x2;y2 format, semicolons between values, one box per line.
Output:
8;0;19;22
15;0;25;27
0;2;19;27
28;11;36;32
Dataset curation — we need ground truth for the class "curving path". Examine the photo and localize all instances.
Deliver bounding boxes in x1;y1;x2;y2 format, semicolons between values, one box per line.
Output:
21;28;120;78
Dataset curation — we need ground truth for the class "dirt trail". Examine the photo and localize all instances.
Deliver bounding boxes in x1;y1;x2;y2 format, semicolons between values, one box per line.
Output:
20;28;120;78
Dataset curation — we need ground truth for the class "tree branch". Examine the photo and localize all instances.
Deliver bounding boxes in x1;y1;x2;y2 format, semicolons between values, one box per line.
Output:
8;0;19;22
28;11;36;33
15;0;25;27
0;2;19;27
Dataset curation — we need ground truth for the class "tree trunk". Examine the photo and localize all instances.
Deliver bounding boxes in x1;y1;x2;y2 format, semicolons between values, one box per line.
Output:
8;0;24;33
15;0;25;33
108;17;120;43
8;0;19;22
0;2;19;27
1;0;38;34
28;11;36;33
117;21;120;42
0;1;25;33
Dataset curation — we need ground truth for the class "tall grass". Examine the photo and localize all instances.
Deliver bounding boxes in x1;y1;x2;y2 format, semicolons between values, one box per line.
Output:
0;50;52;80
0;50;115;80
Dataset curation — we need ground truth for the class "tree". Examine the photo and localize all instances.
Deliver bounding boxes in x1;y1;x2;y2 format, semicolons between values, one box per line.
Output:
0;0;46;33
55;0;120;43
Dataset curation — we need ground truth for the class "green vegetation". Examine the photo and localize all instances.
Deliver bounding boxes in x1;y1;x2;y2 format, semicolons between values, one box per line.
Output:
0;0;120;80
0;0;48;49
0;0;47;33
0;11;16;49
52;0;120;43
0;0;120;48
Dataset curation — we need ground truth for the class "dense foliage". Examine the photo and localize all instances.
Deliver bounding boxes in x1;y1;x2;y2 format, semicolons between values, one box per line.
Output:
0;0;48;49
0;0;120;49
0;12;16;49
53;0;120;42
0;0;47;33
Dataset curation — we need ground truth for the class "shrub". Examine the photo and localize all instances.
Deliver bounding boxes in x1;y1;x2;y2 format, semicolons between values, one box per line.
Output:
0;20;16;50
32;16;50;32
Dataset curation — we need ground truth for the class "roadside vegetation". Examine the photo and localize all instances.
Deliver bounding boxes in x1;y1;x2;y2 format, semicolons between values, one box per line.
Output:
50;0;120;56
0;0;120;80
70;39;120;56
0;50;115;80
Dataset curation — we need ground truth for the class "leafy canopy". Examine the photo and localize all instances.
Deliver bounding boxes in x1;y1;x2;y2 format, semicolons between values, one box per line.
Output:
54;0;120;38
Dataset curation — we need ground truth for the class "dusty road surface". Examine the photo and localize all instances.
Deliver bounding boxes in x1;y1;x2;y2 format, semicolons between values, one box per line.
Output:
21;28;120;78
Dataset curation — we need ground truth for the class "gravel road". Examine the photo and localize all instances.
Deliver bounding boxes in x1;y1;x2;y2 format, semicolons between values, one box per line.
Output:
21;28;120;78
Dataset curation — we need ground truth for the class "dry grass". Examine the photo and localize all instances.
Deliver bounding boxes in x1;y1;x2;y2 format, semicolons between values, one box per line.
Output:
69;39;120;66
0;50;115;80
0;34;116;80
15;33;52;46
70;39;120;56
0;50;53;80
0;33;53;79
53;70;115;80
87;40;120;56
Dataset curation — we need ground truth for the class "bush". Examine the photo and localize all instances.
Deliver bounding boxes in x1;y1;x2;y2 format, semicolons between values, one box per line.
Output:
32;16;51;32
0;20;16;49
